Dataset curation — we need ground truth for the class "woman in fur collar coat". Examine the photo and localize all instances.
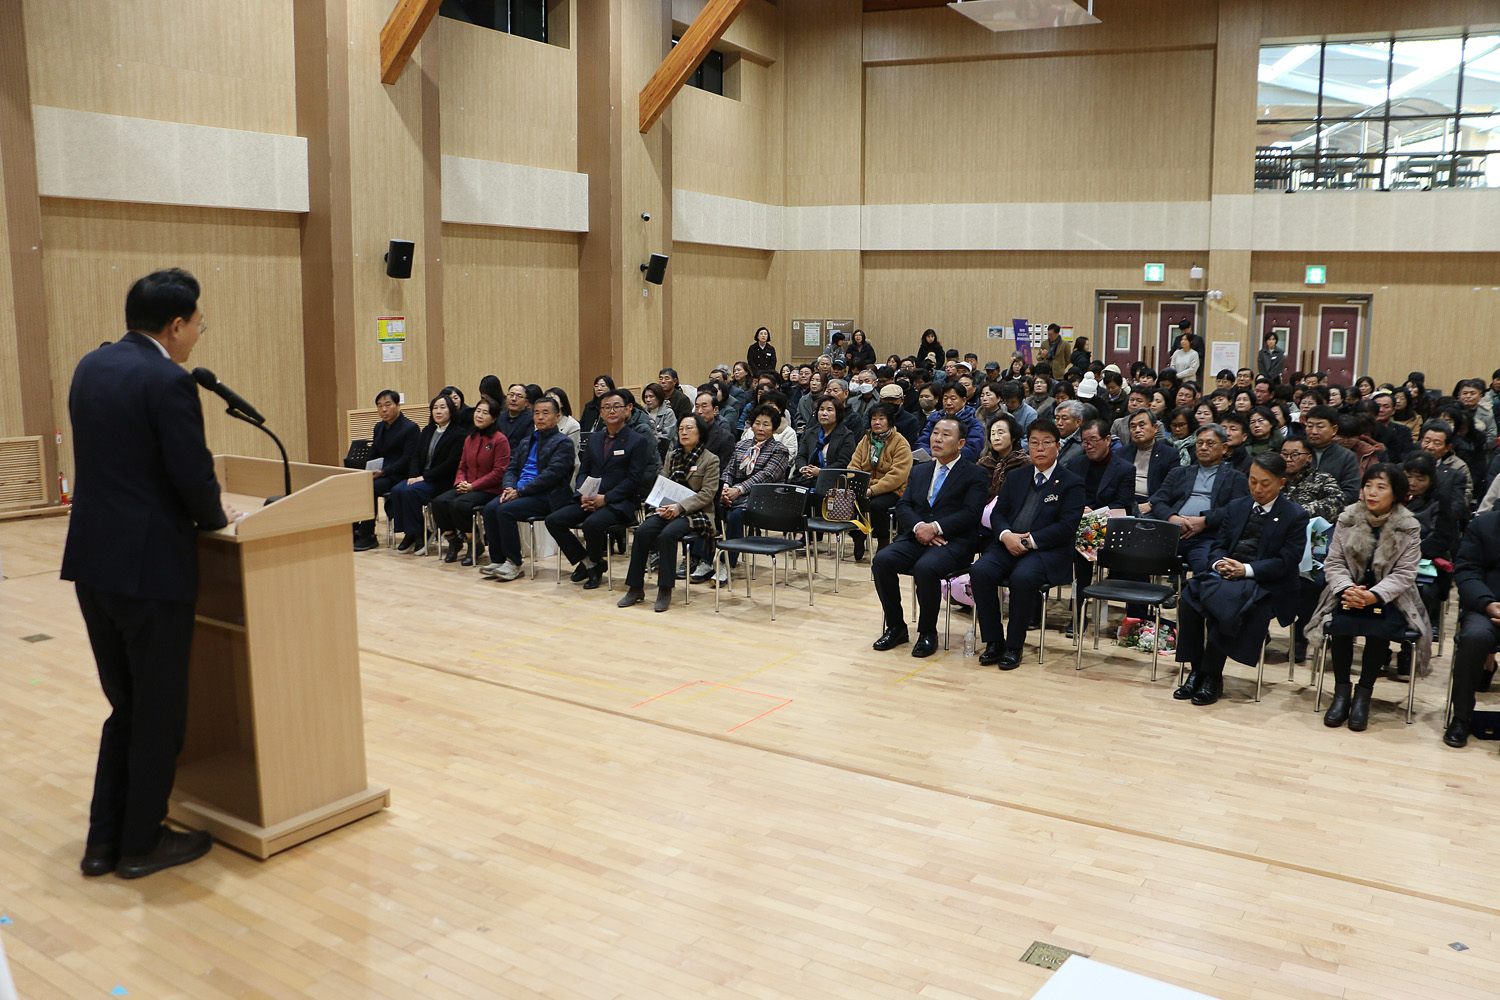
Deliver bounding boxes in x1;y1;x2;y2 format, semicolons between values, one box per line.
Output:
1309;463;1431;731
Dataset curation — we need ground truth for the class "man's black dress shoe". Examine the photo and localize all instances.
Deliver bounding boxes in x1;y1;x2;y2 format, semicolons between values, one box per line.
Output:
911;632;939;658
873;627;910;651
583;571;604;590
570;561;593;583
1190;674;1223;706
80;843;117;877
352;535;378;551
116;828;213;879
996;648;1022;670
397;535;418;553
1173;670;1202;700
1443;717;1469;748
978;641;1004;666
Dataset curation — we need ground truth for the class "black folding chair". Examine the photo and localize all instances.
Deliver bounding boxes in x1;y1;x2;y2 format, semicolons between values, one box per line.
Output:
714;484;812;620
805;468;871;594
1074;517;1182;681
1313;616;1426;724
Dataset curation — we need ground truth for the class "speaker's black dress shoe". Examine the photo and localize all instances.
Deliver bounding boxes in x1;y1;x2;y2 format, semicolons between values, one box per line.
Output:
978;641;1005;666
873;627;910;651
1173;670;1202;700
1190;674;1223;705
996;648;1022;670
116;828;212;879
911;632;939;657
1443;717;1470;748
352;535;378;551
1347;685;1372;731
80;843;117;877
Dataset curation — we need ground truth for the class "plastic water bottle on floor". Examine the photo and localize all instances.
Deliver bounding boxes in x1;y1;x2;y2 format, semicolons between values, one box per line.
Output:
963;623;977;657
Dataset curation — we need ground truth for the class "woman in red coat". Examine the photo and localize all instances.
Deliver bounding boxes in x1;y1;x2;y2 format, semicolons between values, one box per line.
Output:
431;395;511;565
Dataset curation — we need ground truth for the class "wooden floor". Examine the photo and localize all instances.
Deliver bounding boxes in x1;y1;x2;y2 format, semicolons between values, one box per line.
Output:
2;515;1498;1000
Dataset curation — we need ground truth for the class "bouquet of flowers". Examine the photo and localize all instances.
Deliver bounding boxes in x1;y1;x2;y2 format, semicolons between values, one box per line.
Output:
1074;509;1110;562
1116;617;1176;653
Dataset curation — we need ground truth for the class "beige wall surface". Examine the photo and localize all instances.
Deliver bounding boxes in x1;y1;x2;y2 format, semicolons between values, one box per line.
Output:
670;243;783;384
442;224;581;401
23;0;298;135
0;150;23;440
40;200;306;481
1250;252;1500;393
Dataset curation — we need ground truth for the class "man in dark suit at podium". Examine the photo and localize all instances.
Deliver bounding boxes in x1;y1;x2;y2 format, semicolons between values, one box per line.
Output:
871;416;988;657
973;419;1087;669
62;268;231;878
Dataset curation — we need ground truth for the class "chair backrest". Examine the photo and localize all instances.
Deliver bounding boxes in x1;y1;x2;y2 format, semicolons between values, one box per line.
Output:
743;483;810;535
1097;517;1182;578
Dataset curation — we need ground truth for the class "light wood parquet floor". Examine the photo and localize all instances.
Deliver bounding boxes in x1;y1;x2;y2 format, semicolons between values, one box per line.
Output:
3;515;1498;1000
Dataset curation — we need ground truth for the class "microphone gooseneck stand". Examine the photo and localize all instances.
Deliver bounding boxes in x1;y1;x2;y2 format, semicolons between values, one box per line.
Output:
226;408;293;502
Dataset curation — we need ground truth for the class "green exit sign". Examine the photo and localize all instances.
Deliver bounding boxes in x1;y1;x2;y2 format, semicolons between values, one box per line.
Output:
1143;263;1165;283
1305;264;1327;285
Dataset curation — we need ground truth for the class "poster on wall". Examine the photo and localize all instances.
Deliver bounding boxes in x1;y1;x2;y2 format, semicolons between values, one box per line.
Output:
1210;341;1240;374
1012;319;1031;362
987;326;1007;340
793;320;822;349
824;319;854;349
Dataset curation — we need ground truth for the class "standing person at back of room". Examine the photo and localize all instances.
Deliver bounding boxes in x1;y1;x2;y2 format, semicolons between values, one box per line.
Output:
62;267;236;880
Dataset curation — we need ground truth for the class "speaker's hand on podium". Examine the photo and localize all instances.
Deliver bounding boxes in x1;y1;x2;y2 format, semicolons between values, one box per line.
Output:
223;502;248;524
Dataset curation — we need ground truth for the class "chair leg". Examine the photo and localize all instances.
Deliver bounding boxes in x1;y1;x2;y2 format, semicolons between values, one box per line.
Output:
1036;589;1046;665
943;580;952;650
1094;598;1103;651
769;555;778;621
526;522;537;579
681;541;691;607
1074;594;1085;672
1314;632;1327;712
1254;634;1267;702
833;532;842;594
1405;641;1417;724
1150;604;1162;682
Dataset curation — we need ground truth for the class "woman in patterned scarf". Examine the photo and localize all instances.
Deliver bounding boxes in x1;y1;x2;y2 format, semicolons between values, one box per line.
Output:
618;414;721;613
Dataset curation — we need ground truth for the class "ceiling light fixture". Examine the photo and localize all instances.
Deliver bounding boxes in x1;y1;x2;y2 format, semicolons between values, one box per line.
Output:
948;0;1099;32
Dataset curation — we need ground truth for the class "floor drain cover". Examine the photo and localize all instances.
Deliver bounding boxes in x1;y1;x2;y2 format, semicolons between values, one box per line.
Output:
1020;941;1085;971
21;634;53;643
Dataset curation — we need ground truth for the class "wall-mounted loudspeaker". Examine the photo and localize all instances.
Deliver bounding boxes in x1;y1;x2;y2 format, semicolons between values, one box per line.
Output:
640;253;669;285
385;239;415;279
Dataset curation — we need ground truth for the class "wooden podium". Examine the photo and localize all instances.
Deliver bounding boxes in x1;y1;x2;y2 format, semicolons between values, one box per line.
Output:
169;455;390;858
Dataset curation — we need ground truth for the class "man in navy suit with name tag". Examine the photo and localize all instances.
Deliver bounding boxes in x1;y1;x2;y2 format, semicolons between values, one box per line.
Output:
973;419;1087;669
1173;452;1309;706
62;268;231;879
871;416;988;658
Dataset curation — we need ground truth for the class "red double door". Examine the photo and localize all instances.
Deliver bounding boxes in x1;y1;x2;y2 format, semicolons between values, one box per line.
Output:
1260;302;1361;384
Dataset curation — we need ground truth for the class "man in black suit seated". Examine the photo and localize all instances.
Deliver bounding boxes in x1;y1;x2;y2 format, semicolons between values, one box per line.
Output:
1144;423;1251;573
1065;419;1136;515
871;416;989;658
61;267;230;878
1173;453;1309;706
973;419;1087;669
545;388;654;589
1442;511;1500;748
1114;408;1179;512
354;388;419;550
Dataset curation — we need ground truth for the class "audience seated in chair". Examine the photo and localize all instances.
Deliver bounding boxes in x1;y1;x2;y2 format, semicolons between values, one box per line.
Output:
388;394;464;553
790;393;858;490
1114;408;1180;512
1065;418;1134;515
971;419;1087;669
871;415;989;658
1144;423;1251;574
354;388;419;551
1403;452;1461;642
849;402;913;562
1308;464;1431;731
545;388;654;590
618;414;721;613
430;395;510;566
719;403;793;584
1172;453;1309;706
479;396;576;581
1442;509;1500;749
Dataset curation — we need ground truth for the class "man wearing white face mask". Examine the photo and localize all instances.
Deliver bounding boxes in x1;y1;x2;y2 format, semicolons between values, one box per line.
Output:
845;372;877;432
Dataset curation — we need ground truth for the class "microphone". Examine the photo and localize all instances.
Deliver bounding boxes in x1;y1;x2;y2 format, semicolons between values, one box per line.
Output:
192;367;265;425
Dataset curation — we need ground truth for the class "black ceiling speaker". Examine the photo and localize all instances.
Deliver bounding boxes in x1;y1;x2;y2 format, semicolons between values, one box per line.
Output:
640;253;669;285
385;239;415;279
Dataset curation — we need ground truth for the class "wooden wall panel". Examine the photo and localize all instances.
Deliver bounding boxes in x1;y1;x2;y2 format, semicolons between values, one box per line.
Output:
23;0;298;134
862;0;1217;64
782;0;862;208
1250;252;1500;393
861;250;1201;359
784;250;862;357
672;57;784;205
346;0;429;415
0;145;24;439
442;224;580;401
1258;0;1500;39
669;244;783;383
619;0;671;391
864;50;1217;205
438;16;578;171
40;201;306;482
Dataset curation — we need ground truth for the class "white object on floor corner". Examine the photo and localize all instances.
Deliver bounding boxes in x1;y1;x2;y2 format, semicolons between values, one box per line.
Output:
0;925;17;1000
1031;956;1223;1000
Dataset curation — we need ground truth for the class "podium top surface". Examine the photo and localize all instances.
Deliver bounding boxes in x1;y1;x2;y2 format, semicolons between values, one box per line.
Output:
209;455;372;542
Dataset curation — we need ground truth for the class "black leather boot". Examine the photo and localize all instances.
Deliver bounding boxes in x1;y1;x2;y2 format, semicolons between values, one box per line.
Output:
1323;683;1352;727
1347;685;1373;731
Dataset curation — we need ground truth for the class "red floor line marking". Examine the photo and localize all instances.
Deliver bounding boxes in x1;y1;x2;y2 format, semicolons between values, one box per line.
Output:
630;681;699;709
726;697;792;733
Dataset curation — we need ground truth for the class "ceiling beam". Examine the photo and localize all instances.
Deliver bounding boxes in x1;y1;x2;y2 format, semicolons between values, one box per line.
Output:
379;0;443;85
638;0;749;134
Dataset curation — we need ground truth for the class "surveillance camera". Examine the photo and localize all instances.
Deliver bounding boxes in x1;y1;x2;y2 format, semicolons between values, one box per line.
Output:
640;212;651;222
